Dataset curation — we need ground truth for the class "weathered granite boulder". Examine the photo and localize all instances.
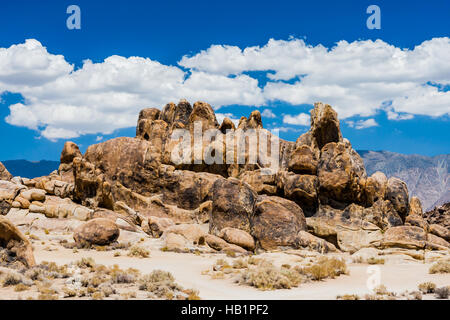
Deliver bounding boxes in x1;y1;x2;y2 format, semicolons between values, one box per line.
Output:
0;162;12;181
385;177;409;222
218;227;255;251
209;178;257;235
73;218;120;246
0;216;35;267
310;102;343;149
251;195;307;250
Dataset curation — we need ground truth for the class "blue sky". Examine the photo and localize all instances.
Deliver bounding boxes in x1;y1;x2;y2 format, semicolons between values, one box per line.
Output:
0;0;449;161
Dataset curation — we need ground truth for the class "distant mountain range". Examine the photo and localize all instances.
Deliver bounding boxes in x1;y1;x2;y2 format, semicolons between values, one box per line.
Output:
358;151;449;211
2;150;449;211
1;160;59;179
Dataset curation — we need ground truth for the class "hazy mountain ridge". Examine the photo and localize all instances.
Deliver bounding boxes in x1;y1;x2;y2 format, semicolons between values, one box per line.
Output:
358;150;450;211
1;160;59;179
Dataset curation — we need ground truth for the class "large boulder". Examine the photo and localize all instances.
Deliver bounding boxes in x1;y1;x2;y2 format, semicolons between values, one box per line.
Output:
385;177;409;222
277;171;318;216
31;196;93;221
237;110;263;130
60;141;82;164
0;180;25;201
363;171;387;205
296;231;337;253
188;101;219;130
251;195;307;250
73;218;120;246
317;141;366;208
164;224;206;244
0;180;25;215
0;216;35;267
382;226;427;250
0;162;12;181
240;170;277;196
405;214;428;230
429;224;449;241
160;99;192;127
362;199;403;230
424;202;449;230
309;102;343;149
288;145;318;175
209;178;257;235
306;204;385;252
73;137;161;209
218;227;255;251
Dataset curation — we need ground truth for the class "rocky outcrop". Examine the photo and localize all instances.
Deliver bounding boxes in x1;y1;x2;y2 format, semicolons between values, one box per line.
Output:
60;141;82;164
0;162;12;181
0;216;35;267
11;99;437;255
424;202;449;229
385;177;409;222
310;102;343;149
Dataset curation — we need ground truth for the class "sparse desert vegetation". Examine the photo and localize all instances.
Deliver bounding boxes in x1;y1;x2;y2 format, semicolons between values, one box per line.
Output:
429;258;450;274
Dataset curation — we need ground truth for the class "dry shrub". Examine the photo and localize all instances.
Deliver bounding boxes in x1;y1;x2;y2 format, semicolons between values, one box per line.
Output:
297;257;347;281
238;260;303;290
184;289;201;300
14;283;30;292
435;287;449;299
75;257;96;269
374;284;389;295
418;282;436;294
429;258;450;274
367;257;385;265
232;258;248;269
128;245;150;258
213;259;231;271
336;294;360;300
111;266;140;284
1;272;24;287
37;293;58;300
139;270;181;298
91;291;104;300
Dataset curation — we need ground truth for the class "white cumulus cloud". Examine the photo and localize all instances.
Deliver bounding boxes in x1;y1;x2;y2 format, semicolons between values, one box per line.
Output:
1;37;449;141
347;118;379;129
282;113;310;126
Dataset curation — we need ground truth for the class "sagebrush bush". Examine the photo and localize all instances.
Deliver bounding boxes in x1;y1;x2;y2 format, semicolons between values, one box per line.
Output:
297;257;347;281
435;287;449;299
429;258;450;274
139;270;181;298
418;282;436;294
336;294;359;300
367;257;385;265
238;260;303;290
128;245;150;258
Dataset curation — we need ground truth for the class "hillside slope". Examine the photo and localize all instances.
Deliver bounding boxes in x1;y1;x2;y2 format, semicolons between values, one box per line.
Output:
358;150;449;211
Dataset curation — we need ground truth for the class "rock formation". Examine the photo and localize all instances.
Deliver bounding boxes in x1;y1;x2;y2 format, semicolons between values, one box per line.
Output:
0;162;12;181
0;100;448;259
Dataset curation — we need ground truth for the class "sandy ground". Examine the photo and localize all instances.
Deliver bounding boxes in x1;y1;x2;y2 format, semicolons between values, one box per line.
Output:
1;219;449;300
30;236;450;300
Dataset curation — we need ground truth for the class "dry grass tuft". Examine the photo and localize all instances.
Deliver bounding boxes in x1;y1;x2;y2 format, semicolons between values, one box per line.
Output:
297;257;347;281
418;282;436;294
128;245;150;258
238;260;303;290
429;258;450;274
